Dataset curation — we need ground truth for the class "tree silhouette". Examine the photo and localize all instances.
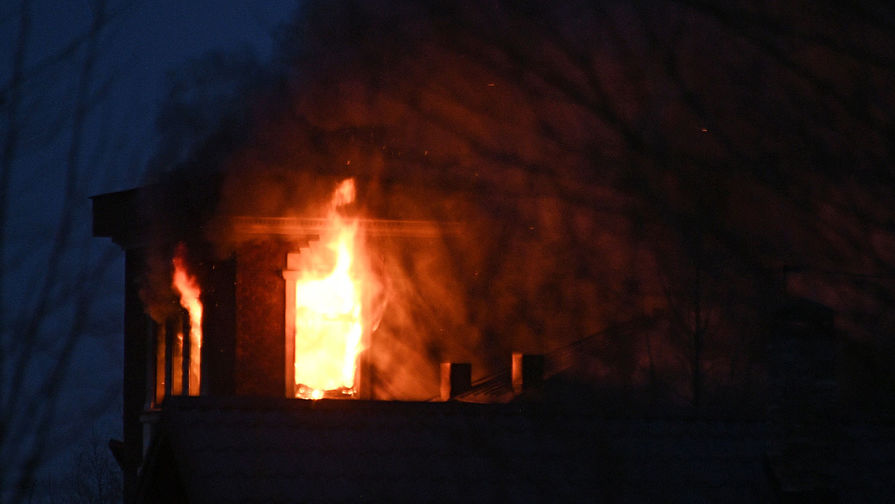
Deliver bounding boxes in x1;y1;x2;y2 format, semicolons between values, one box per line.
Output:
0;0;137;500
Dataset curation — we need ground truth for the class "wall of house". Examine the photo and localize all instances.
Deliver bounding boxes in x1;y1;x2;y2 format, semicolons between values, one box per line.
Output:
234;241;289;396
201;256;237;396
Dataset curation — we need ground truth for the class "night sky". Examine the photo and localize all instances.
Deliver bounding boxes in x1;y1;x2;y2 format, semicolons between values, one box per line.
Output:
3;1;895;501
1;1;296;499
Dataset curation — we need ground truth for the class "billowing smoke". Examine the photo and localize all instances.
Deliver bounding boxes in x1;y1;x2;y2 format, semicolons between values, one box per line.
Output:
140;1;895;405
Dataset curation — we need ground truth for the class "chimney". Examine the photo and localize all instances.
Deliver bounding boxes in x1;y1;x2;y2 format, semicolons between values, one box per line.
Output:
440;362;472;401
512;353;545;395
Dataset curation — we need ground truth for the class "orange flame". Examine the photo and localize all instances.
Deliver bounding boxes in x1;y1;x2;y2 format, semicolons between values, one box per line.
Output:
293;179;367;399
172;244;202;396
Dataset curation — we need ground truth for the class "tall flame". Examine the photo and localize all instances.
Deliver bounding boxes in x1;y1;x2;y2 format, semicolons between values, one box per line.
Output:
172;244;202;396
293;179;365;399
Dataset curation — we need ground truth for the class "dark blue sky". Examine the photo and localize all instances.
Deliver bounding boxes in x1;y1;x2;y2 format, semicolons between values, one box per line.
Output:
0;0;296;495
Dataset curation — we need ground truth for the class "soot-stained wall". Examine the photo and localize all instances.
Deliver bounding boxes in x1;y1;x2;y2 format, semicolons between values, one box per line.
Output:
234;241;290;396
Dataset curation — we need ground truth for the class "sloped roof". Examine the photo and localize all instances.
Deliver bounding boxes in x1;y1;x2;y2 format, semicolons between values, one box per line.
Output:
454;319;656;404
137;396;788;503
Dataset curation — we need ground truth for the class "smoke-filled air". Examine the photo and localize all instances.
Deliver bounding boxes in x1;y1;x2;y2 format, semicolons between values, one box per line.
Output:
137;0;895;408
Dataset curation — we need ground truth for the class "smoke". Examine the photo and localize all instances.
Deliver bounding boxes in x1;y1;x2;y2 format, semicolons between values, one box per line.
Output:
140;0;895;404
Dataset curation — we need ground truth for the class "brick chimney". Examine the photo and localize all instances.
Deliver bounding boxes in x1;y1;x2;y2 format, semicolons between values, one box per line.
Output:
512;353;545;395
440;362;472;400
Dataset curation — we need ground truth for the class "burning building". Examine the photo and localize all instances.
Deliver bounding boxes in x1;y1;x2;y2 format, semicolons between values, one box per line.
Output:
93;174;628;502
92;178;445;432
85;173;687;502
88;0;895;500
94;174;891;504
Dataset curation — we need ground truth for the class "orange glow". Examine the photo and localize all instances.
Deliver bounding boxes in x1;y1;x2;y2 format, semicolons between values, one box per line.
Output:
293;179;367;399
172;244;202;396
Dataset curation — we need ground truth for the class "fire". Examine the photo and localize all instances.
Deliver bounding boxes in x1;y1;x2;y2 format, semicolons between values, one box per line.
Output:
293;179;367;399
172;244;202;396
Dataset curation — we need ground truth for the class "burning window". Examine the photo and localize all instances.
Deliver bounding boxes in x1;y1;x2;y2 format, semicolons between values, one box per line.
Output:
172;248;202;395
151;245;203;406
283;179;379;400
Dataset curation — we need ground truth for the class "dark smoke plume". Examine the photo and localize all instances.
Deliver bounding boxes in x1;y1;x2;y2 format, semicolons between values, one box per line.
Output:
142;0;895;406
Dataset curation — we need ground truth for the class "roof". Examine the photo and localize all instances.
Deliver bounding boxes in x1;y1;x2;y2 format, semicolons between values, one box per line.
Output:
138;396;781;503
91;187;150;247
140;396;614;503
454;318;656;404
